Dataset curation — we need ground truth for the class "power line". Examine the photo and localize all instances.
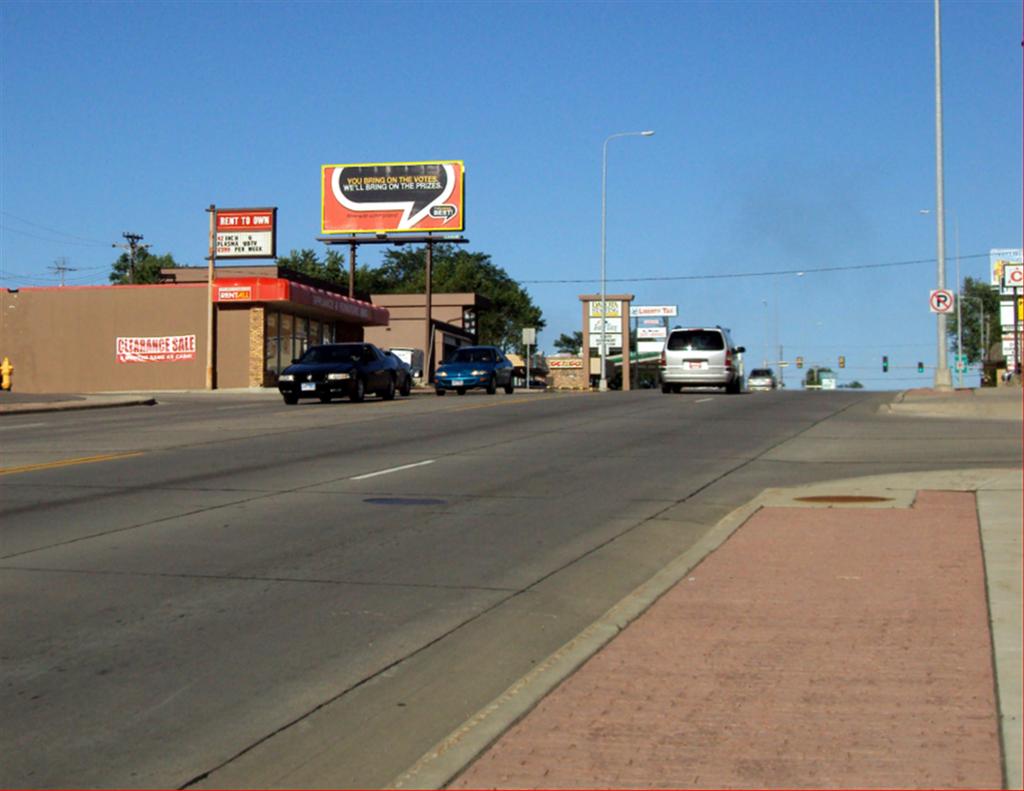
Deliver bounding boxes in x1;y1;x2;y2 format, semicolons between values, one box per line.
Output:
49;257;77;287
520;253;991;285
0;212;110;246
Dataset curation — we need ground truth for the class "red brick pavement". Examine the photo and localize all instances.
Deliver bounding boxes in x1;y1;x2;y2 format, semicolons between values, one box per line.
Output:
451;491;1003;789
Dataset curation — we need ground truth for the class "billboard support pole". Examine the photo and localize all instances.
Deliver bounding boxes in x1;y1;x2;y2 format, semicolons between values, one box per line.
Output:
348;240;356;299
425;236;433;384
205;204;217;390
1014;286;1020;378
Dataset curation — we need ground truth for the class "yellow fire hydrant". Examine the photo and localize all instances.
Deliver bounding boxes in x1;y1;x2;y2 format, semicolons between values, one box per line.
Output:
1;356;12;391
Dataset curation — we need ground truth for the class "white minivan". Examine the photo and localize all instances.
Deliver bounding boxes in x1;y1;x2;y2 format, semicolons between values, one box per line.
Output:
659;327;745;394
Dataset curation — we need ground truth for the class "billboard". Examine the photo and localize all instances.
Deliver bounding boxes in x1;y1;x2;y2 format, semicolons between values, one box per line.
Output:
321;161;465;234
990;248;1022;287
216;208;276;259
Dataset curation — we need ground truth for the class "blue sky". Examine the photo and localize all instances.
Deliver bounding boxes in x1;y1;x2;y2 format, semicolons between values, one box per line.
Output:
1;0;1020;388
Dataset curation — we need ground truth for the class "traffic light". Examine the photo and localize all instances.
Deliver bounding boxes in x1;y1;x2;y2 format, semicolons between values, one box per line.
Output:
882;355;889;372
838;355;845;369
796;356;804;369
917;361;924;373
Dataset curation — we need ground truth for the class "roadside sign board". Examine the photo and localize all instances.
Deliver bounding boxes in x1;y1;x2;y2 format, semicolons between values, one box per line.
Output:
1000;300;1024;325
589;317;622;334
1001;264;1024;294
321;161;465;234
215;208;276;259
630;305;677;317
929;289;955;314
589;300;622;318
589;334;622;350
991;249;1023;287
637;326;667;339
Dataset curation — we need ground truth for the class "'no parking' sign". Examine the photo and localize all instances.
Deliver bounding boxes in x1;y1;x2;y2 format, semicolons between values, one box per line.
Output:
929;289;955;314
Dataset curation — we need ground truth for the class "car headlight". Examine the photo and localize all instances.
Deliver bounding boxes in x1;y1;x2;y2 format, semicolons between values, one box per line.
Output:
436;371;448;378
279;374;295;382
471;369;488;376
326;372;351;381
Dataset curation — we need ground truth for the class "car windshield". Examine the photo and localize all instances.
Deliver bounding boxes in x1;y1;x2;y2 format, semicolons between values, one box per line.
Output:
450;348;495;364
298;344;362;364
666;330;725;352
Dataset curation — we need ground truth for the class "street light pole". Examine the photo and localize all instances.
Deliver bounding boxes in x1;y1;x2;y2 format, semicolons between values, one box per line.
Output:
932;0;952;389
600;129;654;392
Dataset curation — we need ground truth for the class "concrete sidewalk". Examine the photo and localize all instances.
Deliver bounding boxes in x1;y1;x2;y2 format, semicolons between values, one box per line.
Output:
393;390;1023;790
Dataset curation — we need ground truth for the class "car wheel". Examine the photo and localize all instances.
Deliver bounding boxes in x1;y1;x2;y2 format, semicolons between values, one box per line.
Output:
350;376;366;403
435;388;446;396
319;394;332;404
661;383;671;394
672;384;683;394
283;394;298;405
399;375;412;397
486;376;497;395
727;378;741;394
381;374;396;401
456;387;467;395
504;378;514;394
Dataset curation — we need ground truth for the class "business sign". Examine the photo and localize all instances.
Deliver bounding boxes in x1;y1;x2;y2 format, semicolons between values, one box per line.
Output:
548;357;583;369
588;300;622;318
216;208;276;259
990;248;1023;287
630;305;677;317
1001;299;1024;325
217;286;252;302
589;317;622;334
321;161;465;234
1001;264;1024;294
590;334;622;349
116;335;196;363
637;326;667;339
638;341;664;354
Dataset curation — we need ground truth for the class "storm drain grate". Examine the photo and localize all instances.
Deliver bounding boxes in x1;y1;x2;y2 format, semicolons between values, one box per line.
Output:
364;497;447;506
794;495;893;504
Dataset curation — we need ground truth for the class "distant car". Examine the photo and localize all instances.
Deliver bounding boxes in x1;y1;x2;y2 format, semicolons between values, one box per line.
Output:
385;351;414;397
747;368;778;392
659;326;746;394
277;342;409;404
434;345;515;396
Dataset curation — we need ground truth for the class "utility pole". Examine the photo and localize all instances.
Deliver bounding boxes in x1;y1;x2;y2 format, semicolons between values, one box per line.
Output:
49;257;76;287
112;232;150;284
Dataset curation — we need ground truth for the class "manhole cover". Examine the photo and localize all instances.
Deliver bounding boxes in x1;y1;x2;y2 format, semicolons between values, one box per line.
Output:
794;495;893;504
364;497;446;506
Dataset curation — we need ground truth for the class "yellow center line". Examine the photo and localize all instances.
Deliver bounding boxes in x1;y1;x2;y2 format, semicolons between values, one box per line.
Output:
0;451;145;477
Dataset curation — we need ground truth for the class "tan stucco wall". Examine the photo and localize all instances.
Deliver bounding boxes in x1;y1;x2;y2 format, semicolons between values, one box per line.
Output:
0;285;210;393
214;306;253;389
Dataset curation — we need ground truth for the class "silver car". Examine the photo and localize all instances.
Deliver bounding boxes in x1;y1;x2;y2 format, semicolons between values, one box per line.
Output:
747;368;778;391
659;327;745;394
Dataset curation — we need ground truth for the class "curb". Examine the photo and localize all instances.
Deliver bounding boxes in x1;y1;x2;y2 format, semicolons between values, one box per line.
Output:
0;398;157;416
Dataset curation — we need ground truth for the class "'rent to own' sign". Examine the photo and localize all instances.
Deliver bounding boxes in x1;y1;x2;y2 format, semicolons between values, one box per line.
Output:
215;208;276;259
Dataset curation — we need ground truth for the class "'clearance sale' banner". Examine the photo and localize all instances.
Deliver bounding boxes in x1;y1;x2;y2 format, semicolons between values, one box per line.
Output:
321;161;464;234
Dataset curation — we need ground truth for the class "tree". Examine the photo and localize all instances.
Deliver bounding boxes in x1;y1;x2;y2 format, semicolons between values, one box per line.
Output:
946;276;1001;362
109;249;179;284
276;248;347;287
355;245;544;351
553;331;583;355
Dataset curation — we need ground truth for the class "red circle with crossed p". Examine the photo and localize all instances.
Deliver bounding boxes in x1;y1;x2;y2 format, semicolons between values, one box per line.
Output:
929;289;954;313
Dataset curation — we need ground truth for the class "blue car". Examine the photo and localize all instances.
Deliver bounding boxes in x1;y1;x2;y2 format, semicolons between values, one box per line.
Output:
434;345;515;396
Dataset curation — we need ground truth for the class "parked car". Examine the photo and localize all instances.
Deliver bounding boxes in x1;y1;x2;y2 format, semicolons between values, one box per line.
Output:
659;327;746;394
747;367;778;391
385;351;414;396
388;347;424;381
277;342;409;404
434;345;515;396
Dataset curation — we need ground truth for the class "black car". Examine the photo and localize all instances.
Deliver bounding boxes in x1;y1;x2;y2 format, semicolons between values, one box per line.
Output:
385;350;414;397
278;343;409;404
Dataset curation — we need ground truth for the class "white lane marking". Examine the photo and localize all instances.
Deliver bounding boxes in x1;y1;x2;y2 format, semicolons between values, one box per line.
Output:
0;422;47;431
695;398;713;403
350;459;436;481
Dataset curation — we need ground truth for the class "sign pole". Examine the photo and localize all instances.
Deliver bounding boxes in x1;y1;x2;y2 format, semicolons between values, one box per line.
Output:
348;240;356;299
205;204;216;390
1015;286;1021;378
424;237;433;384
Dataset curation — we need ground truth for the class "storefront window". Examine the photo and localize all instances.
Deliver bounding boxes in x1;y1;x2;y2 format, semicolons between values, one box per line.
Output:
265;311;281;377
294;316;309;359
309;319;322;347
280;313;294;366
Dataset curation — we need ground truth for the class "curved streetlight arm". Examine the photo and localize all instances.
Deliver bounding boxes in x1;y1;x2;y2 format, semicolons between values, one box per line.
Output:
600;130;655;392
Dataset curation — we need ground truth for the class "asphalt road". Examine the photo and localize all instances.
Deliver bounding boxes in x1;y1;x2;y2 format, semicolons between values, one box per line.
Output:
2;388;1018;788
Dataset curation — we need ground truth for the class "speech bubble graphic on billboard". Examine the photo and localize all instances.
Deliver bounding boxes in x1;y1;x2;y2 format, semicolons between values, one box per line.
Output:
327;162;460;232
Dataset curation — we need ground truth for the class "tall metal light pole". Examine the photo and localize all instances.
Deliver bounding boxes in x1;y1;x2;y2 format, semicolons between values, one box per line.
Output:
600;129;654;392
932;0;952;389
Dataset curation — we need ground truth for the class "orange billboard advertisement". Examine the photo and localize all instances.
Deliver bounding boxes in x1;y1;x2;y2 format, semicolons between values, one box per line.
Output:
321;161;464;234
